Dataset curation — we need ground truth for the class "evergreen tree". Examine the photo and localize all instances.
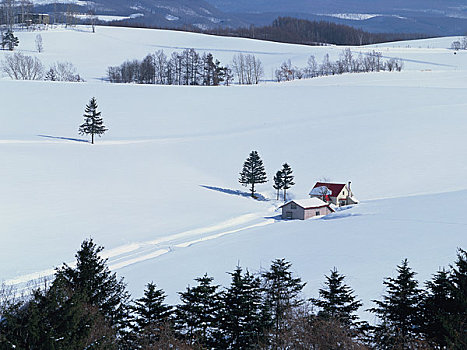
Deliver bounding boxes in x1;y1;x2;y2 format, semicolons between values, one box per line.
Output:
239;150;267;198
0;260;115;349
262;259;306;348
420;269;452;347
131;282;173;346
54;239;130;339
369;259;423;348
218;266;269;349
174;274;221;347
310;267;363;329
2;30;19;51
78;97;107;144
45;68;57;81
273;170;283;200
280;163;295;202
444;248;467;349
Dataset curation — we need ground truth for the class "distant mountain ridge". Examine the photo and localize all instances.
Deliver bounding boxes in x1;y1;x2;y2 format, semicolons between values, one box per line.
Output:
32;0;467;35
34;0;247;29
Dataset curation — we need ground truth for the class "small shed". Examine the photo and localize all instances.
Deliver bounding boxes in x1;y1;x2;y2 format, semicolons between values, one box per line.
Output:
280;198;335;220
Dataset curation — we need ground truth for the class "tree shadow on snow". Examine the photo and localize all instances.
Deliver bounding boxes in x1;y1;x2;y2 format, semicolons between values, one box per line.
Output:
320;212;363;220
200;185;269;201
38;135;89;143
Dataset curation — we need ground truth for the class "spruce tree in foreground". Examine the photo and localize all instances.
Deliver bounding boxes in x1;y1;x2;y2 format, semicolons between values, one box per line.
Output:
369;259;423;348
262;259;306;348
444;248;467;349
175;274;221;347
239;150;267;198
280;163;295;202
310;268;363;329
420;269;452;347
218;266;268;349
54;239;130;338
131;282;173;346
78;97;107;144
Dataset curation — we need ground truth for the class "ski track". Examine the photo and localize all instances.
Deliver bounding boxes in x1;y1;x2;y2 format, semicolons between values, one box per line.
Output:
4;210;276;288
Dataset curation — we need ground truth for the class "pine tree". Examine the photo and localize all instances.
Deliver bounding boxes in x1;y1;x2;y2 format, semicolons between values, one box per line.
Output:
2;30;19;51
54;239;130;339
262;259;306;348
420;269;452;347
45;68;57;81
239;150;267;198
131;282;173;346
310;268;363;329
78;97;107;144
0;256;116;349
281;163;295;202
218;266;268;349
174;274;221;347
369;259;423;348
444;248;467;349
273;170;283;200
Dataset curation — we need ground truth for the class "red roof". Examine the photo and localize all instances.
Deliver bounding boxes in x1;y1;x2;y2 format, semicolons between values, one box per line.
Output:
312;182;346;197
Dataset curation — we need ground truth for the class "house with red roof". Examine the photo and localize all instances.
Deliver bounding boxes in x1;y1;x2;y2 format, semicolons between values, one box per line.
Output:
309;181;359;207
280;198;335;220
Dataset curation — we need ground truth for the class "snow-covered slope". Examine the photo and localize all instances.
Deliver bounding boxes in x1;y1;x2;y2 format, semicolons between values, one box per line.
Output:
0;27;466;319
3;26;467;83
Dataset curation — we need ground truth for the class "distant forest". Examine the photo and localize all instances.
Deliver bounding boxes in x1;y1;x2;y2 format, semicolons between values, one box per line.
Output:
109;16;428;46
206;17;428;46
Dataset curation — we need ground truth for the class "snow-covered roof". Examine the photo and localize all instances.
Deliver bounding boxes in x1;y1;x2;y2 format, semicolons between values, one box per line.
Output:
309;185;332;196
309;182;347;196
281;197;333;210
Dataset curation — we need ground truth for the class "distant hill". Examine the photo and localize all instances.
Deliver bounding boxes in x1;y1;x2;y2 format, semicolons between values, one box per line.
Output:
204;0;467;35
31;0;467;35
33;0;247;30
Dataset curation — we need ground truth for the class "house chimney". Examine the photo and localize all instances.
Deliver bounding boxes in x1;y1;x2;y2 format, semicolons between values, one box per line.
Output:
348;181;352;196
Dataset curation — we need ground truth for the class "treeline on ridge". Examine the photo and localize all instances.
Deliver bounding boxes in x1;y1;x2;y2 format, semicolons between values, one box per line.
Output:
0;239;465;349
109;17;427;47
203;17;427;46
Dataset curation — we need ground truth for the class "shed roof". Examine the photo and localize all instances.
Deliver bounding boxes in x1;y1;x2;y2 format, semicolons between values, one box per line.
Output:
281;198;334;211
310;182;346;196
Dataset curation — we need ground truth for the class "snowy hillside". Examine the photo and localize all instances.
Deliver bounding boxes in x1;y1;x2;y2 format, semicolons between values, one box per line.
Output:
1;26;466;320
3;26;467;82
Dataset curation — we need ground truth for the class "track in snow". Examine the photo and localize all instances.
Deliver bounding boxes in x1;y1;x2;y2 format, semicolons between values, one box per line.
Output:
4;209;277;288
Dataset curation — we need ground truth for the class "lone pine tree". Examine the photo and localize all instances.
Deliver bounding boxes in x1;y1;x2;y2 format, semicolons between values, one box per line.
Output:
239;150;267;197
79;97;107;144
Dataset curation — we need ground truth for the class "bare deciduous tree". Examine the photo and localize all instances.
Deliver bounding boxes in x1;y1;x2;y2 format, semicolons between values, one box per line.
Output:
35;34;43;53
232;53;263;84
1;52;44;80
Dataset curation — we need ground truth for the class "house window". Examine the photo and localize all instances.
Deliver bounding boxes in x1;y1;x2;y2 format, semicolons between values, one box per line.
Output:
286;211;293;219
315;211;320;216
291;203;297;209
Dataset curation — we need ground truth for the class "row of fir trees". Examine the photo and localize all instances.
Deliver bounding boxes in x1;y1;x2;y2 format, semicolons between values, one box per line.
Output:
0;239;465;349
239;150;295;200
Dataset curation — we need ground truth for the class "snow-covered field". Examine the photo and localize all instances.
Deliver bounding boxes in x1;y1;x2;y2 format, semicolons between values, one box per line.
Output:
3;26;467;82
1;26;466;320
